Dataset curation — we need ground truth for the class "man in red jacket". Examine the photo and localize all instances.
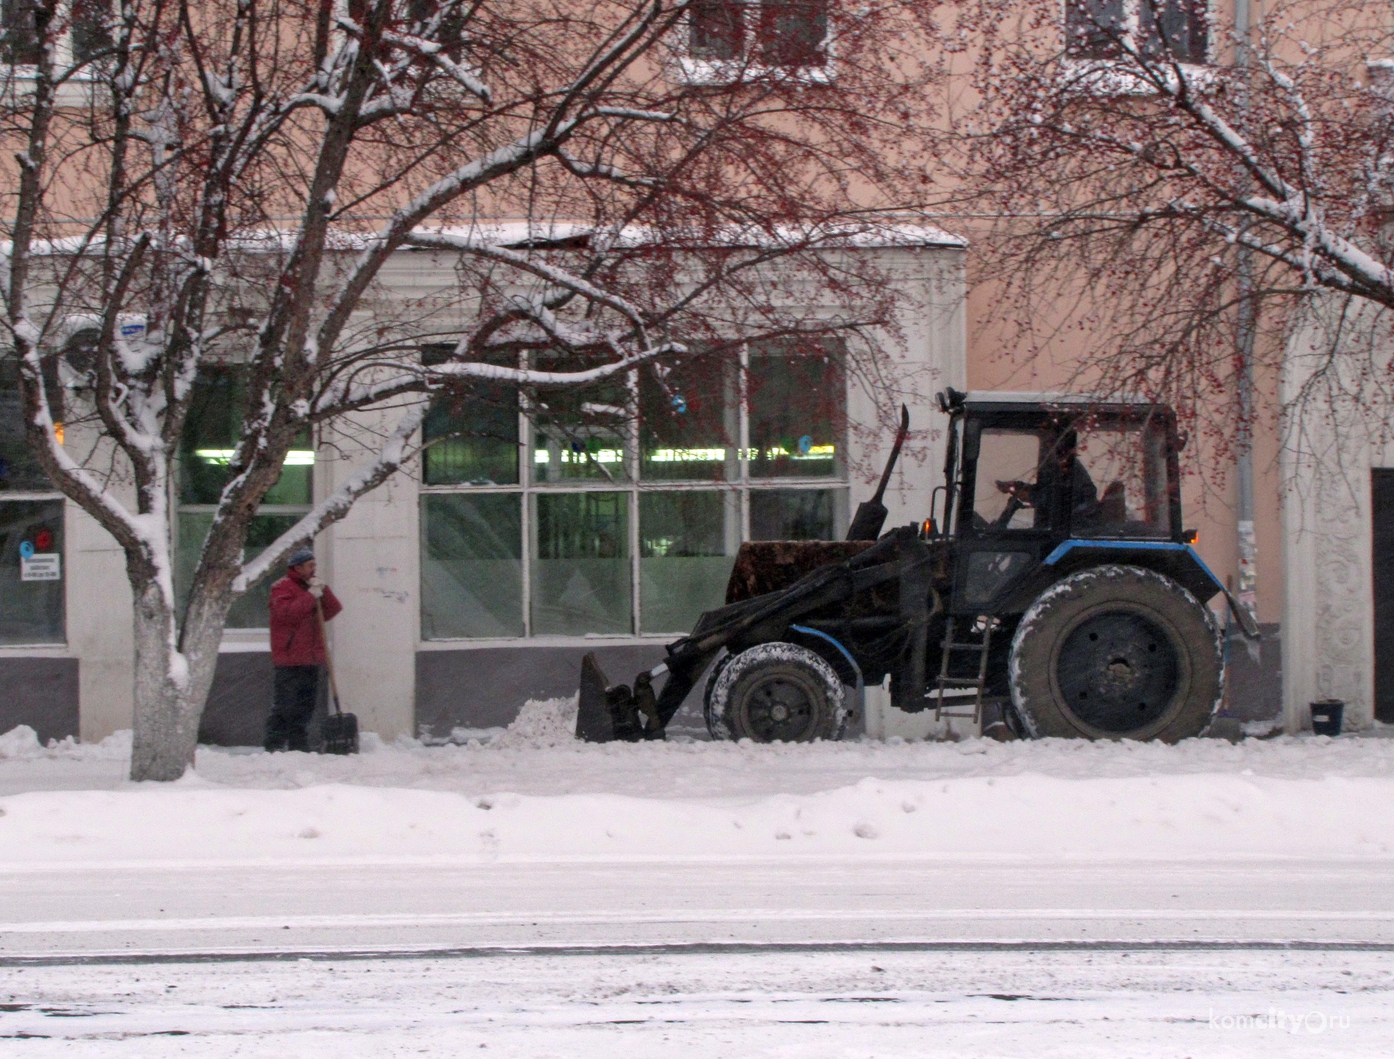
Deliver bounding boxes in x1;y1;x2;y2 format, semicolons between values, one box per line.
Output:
266;546;343;752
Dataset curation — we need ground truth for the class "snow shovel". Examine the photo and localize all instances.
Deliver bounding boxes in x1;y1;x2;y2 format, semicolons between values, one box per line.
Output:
317;598;359;755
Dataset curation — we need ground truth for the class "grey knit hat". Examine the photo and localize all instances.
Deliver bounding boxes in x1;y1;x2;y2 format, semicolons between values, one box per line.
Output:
286;546;315;569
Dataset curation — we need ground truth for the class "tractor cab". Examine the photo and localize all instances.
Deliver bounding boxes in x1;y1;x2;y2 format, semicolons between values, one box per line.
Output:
933;390;1205;618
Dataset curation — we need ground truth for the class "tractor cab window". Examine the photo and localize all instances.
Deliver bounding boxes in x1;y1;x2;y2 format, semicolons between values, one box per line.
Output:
1070;420;1171;537
971;428;1053;532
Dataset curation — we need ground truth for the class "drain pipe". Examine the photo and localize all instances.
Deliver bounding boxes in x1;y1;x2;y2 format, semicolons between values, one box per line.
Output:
1233;0;1261;643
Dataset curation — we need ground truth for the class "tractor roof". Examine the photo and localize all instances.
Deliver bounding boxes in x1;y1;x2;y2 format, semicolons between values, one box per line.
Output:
962;391;1159;407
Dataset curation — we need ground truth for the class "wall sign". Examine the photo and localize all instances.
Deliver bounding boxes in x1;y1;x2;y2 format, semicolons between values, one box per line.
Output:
20;553;61;581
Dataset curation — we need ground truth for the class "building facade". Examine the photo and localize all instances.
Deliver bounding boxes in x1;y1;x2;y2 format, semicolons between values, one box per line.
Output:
0;238;966;744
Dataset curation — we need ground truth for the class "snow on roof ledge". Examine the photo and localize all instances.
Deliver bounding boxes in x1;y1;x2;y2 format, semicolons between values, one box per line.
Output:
6;221;966;260
411;220;967;251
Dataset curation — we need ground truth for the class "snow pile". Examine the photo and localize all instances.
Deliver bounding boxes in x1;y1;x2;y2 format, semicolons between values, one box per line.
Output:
491;697;578;749
0;726;131;762
0;726;42;760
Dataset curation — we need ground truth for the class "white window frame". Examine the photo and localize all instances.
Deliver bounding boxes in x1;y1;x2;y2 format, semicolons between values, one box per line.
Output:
672;0;837;86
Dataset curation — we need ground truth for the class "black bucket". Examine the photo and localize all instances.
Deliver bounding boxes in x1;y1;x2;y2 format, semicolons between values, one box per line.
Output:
1310;699;1344;737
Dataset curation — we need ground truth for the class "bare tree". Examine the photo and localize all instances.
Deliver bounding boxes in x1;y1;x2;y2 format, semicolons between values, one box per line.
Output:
1;0;940;779
942;0;1394;447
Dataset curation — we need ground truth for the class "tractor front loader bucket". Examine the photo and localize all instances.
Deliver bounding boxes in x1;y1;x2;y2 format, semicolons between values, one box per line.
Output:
576;652;659;743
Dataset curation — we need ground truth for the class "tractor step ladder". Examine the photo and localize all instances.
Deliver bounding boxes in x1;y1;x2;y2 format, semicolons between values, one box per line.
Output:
935;614;993;724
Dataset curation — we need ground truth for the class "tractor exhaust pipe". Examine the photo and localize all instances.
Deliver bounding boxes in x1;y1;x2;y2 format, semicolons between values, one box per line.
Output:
846;405;910;541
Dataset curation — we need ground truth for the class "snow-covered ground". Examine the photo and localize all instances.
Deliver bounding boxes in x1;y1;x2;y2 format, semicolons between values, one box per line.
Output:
2;707;1393;1054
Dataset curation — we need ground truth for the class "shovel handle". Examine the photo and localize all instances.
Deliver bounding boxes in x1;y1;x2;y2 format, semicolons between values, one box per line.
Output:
316;598;342;715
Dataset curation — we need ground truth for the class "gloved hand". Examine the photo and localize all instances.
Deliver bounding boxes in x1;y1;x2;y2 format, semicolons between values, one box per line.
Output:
307;577;326;599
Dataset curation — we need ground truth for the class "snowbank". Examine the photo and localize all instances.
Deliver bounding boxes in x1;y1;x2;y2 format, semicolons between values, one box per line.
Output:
3;712;1394;869
0;772;1390;867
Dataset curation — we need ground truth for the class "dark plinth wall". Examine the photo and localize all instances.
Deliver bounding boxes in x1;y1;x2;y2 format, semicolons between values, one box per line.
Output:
0;657;78;743
198;652;275;746
416;644;677;738
198;651;333;748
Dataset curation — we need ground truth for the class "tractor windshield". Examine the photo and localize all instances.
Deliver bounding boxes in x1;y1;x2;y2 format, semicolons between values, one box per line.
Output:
1071;418;1172;537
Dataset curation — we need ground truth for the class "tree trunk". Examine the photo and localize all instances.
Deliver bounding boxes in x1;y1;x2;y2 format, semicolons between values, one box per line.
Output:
128;581;226;782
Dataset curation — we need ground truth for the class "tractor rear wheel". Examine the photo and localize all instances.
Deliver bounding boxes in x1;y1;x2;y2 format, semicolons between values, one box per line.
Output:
1008;565;1221;743
705;642;848;742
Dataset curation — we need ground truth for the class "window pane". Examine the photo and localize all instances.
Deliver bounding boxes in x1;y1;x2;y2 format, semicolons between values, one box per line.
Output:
72;0;112;62
750;488;835;540
0;360;54;492
532;492;631;635
747;337;843;479
690;0;744;60
1065;0;1125;59
972;428;1052;532
640;356;735;482
1;0;42;64
640;491;736;633
180;368;313;506
1071;420;1172;537
406;0;466;60
423;386;520;487
177;512;304;629
0;499;65;644
531;354;630;484
1140;0;1207;63
757;0;828;67
420;493;524;639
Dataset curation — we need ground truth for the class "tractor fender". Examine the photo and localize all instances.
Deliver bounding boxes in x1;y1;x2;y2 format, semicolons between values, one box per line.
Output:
1041;540;1259;638
1040;540;1241;619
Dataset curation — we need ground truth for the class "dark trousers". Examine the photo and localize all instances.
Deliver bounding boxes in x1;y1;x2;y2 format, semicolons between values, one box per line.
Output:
267;665;319;752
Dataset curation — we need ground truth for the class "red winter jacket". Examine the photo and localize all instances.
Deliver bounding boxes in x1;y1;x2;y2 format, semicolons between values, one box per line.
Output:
269;571;343;667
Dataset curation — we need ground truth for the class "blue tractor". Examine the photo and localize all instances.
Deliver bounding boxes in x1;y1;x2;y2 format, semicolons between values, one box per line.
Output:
578;389;1256;743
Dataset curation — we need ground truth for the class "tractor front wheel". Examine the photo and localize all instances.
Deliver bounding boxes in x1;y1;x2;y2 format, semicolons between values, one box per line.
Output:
705;642;848;743
1008;565;1222;743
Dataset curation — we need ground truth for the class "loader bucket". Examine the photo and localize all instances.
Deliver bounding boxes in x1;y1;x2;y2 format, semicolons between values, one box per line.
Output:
576;652;617;742
576;651;660;743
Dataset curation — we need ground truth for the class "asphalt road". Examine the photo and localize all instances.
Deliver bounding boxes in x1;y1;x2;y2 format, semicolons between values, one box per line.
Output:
3;858;1391;1055
3;857;1392;960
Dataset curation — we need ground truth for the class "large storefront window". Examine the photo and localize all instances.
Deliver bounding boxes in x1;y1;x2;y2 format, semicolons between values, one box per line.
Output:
0;499;65;645
640;490;736;633
420;338;848;639
748;337;844;479
0;362;65;645
421;493;524;638
421;346;519;486
532;491;631;635
176;367;314;629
